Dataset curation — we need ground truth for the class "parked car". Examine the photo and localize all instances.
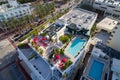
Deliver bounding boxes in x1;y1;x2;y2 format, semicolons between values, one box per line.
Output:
37;20;45;26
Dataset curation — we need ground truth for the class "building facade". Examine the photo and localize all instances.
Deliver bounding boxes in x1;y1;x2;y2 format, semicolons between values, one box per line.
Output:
0;0;31;21
92;0;120;20
96;17;120;51
107;23;120;51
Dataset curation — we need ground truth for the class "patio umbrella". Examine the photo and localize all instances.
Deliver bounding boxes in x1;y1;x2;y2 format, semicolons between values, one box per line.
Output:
55;54;60;59
33;37;38;42
62;58;67;63
42;37;47;40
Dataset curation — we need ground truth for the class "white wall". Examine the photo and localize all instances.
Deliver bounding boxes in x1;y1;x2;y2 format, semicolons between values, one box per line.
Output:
107;24;120;51
17;49;45;80
93;1;120;18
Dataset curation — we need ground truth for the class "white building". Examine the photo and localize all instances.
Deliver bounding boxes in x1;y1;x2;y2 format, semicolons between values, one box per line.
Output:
111;58;120;80
17;43;87;80
0;0;31;21
16;8;98;80
59;8;97;35
92;0;120;19
96;17;120;51
80;45;110;80
0;0;7;2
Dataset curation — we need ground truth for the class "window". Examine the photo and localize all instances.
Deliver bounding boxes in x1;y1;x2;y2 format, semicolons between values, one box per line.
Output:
6;14;8;17
23;10;26;12
105;12;111;16
110;34;113;37
10;13;13;16
112;31;115;33
107;5;115;8
15;12;17;14
100;6;107;9
113;14;119;18
115;27;118;29
19;11;22;13
95;2;101;5
114;10;120;12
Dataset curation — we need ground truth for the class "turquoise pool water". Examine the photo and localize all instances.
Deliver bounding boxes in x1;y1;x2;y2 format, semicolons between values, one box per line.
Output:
88;60;104;80
67;38;86;57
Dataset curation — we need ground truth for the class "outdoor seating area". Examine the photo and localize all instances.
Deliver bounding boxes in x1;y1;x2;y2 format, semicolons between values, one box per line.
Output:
33;36;49;47
48;51;72;71
52;54;68;70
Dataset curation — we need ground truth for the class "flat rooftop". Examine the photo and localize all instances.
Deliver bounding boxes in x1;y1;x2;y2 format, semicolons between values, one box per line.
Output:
0;4;29;13
95;30;110;44
95;0;120;6
43;23;64;37
97;17;118;32
59;8;97;30
18;44;62;80
111;58;120;80
95;42;120;59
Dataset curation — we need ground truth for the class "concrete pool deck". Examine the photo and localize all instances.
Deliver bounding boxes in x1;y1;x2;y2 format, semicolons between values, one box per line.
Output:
81;55;110;80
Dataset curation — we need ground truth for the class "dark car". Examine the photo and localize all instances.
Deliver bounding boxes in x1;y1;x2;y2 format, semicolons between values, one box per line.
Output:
37;20;45;26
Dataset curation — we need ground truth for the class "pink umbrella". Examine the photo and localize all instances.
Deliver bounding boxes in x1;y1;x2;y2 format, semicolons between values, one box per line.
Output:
55;54;60;59
42;37;47;40
62;58;67;63
33;37;38;42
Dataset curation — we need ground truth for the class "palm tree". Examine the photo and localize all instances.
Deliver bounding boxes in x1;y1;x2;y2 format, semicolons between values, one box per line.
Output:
1;21;9;31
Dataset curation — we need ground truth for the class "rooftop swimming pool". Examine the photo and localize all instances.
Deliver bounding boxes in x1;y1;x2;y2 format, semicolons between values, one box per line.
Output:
67;37;86;57
88;60;104;80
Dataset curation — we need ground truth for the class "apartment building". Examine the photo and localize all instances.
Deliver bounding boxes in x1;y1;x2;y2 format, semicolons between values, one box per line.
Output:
80;42;120;80
96;17;120;51
92;0;120;19
111;58;120;80
0;0;31;21
107;23;120;51
0;0;7;2
17;8;97;80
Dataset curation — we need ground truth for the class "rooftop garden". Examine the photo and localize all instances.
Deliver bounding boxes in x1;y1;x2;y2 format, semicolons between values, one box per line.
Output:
59;35;69;44
48;48;72;71
18;43;30;49
59;34;72;44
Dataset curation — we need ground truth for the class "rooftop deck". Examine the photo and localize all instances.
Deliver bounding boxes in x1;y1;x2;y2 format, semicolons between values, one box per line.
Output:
59;8;97;30
18;44;62;80
81;54;109;80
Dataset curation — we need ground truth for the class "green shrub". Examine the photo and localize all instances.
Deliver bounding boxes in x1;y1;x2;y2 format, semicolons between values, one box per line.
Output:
18;43;28;48
62;60;72;70
59;35;69;44
41;32;47;36
60;49;64;55
32;29;38;37
62;73;67;78
39;48;44;55
67;34;72;39
53;48;60;54
35;45;39;50
49;53;54;60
